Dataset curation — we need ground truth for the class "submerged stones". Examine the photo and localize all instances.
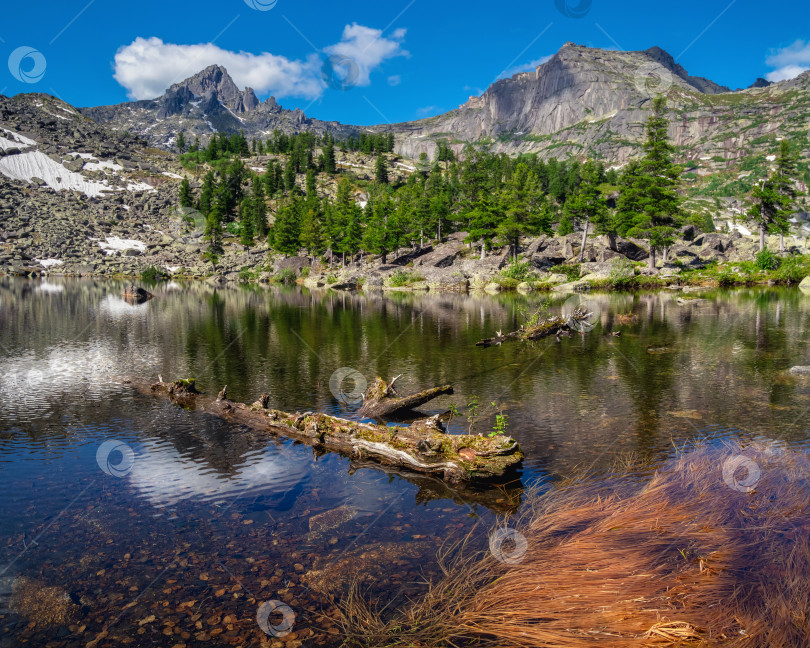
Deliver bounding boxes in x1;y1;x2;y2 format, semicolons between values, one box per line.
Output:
308;505;359;537
9;577;78;628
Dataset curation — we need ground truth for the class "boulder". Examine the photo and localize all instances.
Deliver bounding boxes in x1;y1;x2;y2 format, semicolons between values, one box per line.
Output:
413;241;463;268
788;366;810;376
799;275;810;292
273;256;310;275
615;237;649;261
484;282;503;294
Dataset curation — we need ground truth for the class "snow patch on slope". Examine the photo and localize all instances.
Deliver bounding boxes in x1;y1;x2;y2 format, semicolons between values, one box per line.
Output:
96;236;146;256
0;151;112;197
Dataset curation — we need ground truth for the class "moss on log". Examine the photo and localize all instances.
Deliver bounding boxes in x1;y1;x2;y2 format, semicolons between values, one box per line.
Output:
476;305;593;347
144;378;523;485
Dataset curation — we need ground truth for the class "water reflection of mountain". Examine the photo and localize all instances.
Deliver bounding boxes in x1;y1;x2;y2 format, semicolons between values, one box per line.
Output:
1;278;809;481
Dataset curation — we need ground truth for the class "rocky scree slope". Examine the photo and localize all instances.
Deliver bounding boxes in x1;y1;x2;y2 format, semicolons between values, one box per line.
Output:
0;93;246;278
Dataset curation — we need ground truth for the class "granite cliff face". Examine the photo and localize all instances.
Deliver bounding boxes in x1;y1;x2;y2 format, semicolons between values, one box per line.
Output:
385;43;810;181
81;65;360;149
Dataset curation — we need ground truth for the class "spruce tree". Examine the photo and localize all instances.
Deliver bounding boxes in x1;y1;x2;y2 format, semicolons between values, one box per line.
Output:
300;204;324;256
375;155;389;184
773;140;800;251
623;97;683;268
239;200;255;247
176;132;186;153
198;172;215;215
323;140;337;174
563;161;609;262
250;176;268;238
748;176;792;252
271;196;302;257
179;178;193;208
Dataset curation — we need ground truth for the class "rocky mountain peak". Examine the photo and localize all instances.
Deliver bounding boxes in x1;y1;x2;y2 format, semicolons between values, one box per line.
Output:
642;46;730;94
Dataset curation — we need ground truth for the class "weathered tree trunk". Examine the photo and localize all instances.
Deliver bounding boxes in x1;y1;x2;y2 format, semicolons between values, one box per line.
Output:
760;215;767;252
481;243;486;260
780;233;785;253
578;219;590;264
140;377;521;485
649;247;657;270
476;306;594;347
358;376;454;418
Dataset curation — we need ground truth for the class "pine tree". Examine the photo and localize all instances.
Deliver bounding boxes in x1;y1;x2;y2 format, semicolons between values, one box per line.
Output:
305;168;317;198
361;192;395;262
748;176;792;252
198;172;215;215
496;163;553;260
271;196;302;257
239;199;255;247
375;155;389;184
179;178;193;208
465;194;499;259
284;159;296;192
300;204;324;256
623;97;683;268
176;132;186;153
773;140;800;251
323;140;337;174
563;161;609;262
250;176;268;238
203;206;224;264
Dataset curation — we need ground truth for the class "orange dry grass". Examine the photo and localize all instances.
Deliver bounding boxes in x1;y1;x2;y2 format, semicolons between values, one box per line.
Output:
341;441;810;647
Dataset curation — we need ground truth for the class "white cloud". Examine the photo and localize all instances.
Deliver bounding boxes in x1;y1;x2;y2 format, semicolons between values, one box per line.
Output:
765;40;810;83
497;55;552;80
323;23;408;87
388;74;401;86
113;24;408;101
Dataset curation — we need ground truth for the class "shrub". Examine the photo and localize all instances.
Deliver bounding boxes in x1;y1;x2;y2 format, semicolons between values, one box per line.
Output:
773;255;810;283
389;270;423;287
140;265;169;282
500;260;532;282
274;268;297;285
300;266;311;278
239;267;258;282
549;263;582;283
494;276;520;290
754;249;780;271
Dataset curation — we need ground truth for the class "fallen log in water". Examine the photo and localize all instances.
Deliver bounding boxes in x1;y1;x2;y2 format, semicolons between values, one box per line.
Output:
476;305;593;348
358;376;454;418
138;378;523;485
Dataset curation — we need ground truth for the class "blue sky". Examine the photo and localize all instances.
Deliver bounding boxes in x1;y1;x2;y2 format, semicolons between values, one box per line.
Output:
2;0;810;126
